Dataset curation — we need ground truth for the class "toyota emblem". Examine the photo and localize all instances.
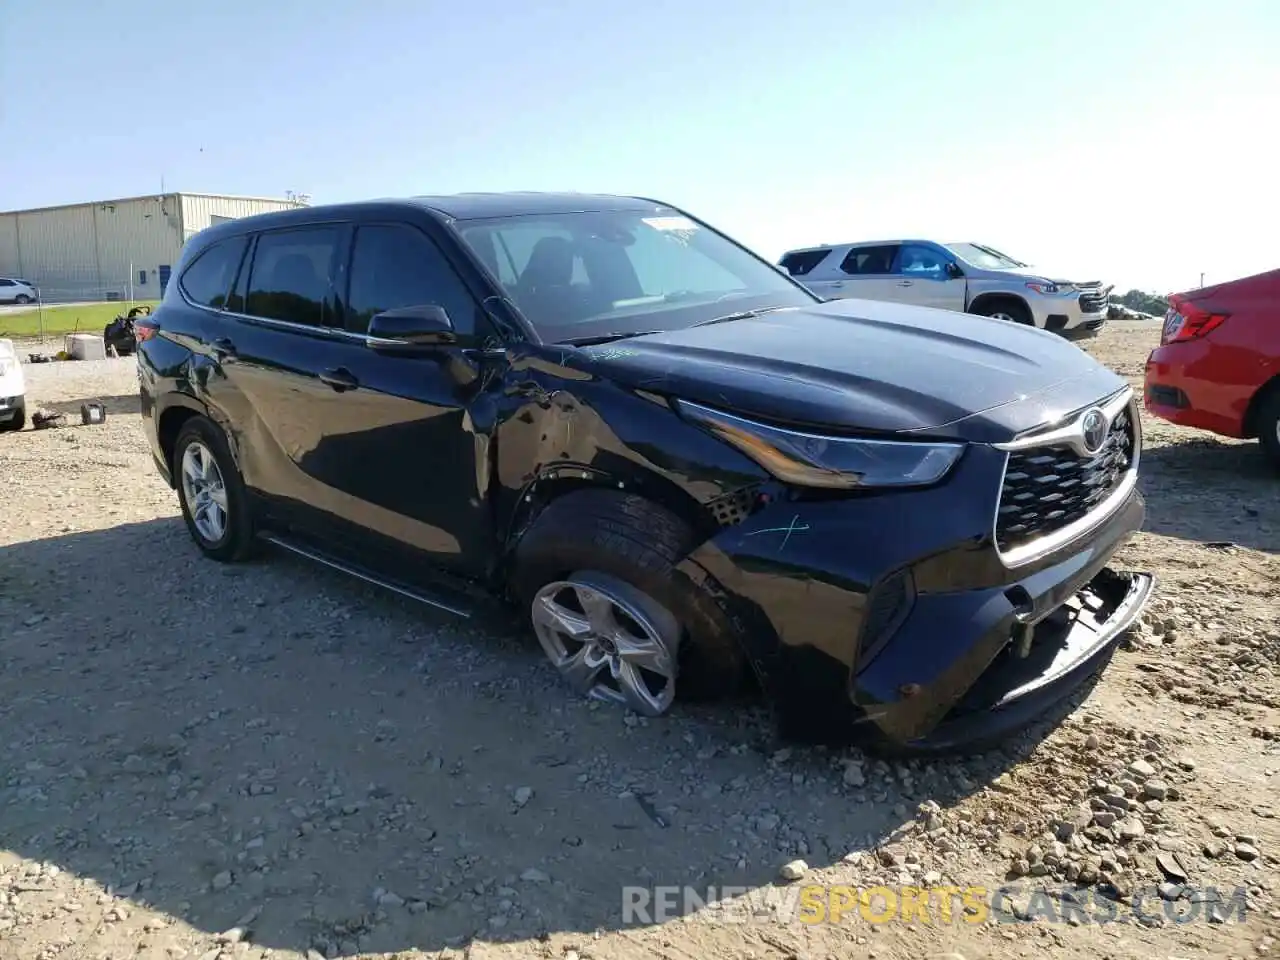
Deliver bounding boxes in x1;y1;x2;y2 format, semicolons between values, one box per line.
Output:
1080;407;1108;454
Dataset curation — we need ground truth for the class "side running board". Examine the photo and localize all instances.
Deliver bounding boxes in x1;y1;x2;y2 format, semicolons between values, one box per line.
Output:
257;531;474;619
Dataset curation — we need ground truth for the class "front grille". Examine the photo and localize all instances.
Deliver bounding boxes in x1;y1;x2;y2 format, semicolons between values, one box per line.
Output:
1078;288;1109;313
996;404;1136;554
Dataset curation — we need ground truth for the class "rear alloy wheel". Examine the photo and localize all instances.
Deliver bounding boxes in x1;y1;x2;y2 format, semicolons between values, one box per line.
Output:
173;417;255;561
182;441;229;542
531;571;680;716
1255;389;1280;473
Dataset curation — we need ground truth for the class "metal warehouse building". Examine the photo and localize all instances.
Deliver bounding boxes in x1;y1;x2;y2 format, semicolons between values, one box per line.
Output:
0;192;306;304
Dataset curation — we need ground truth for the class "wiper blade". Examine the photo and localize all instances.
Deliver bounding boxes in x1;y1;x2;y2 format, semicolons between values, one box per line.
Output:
690;304;790;328
559;331;663;346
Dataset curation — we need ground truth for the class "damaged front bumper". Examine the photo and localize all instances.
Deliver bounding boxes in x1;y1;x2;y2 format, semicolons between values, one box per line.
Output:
857;565;1154;755
676;442;1153;755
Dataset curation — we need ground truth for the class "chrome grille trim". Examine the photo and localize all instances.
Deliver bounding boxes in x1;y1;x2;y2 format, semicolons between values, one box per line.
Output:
991;386;1141;567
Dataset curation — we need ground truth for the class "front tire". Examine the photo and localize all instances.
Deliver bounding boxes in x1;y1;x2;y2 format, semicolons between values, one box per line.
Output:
173;416;255;561
14;295;32;305
973;299;1033;326
512;489;749;714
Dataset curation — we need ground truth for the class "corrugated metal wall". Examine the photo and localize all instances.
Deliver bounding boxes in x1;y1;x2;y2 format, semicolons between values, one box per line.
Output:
0;193;299;304
99;196;185;301
180;195;300;245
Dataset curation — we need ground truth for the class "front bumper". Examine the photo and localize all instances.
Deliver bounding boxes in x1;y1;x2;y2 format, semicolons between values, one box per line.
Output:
0;396;24;422
895;566;1153;753
1028;291;1109;338
677;442;1150;754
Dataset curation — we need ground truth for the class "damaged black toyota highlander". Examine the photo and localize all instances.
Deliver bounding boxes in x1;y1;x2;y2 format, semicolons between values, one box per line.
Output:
136;192;1153;756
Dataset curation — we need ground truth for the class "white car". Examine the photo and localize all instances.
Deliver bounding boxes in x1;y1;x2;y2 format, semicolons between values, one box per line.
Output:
0;277;38;304
0;339;26;432
777;239;1112;340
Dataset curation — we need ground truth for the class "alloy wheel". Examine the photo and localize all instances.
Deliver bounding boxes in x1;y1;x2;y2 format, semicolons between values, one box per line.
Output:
531;572;680;716
180;440;229;544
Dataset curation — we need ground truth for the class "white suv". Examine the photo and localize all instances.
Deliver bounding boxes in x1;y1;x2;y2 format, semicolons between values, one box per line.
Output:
778;240;1112;339
0;339;26;432
0;277;38;304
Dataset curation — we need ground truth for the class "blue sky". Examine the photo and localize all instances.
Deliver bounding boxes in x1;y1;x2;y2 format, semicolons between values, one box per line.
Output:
2;0;1277;294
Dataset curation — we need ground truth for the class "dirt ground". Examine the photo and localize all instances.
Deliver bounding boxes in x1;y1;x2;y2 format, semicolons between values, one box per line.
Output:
1;320;1276;960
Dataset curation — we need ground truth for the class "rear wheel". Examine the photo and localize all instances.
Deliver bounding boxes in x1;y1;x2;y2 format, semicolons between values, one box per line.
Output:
1255;389;1280;473
512;489;748;714
973;299;1033;326
173;416;256;561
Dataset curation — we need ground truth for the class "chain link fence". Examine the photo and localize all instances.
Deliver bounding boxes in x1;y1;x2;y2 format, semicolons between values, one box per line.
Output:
7;270;156;307
1;261;159;345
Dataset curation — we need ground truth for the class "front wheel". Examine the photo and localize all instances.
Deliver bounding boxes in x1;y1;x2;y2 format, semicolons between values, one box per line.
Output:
512;489;749;716
973;299;1033;326
173;416;256;561
14;295;32;305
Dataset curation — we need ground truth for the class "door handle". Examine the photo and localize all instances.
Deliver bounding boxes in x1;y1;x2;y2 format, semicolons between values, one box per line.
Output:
319;367;359;392
897;280;914;287
210;337;237;361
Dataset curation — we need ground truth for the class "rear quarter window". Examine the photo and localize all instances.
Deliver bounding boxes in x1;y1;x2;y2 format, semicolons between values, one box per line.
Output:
179;236;249;309
779;249;832;276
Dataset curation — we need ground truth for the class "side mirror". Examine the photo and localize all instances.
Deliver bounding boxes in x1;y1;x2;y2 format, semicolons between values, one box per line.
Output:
945;262;964;279
365;304;456;351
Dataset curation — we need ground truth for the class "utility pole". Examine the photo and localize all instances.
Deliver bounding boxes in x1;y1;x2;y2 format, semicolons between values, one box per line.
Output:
1199;272;1205;288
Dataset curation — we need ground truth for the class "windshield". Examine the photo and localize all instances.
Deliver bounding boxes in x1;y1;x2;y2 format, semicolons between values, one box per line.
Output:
450;209;817;343
945;242;1029;271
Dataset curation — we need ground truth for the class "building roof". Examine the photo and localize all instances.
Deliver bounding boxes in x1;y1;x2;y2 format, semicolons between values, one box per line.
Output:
0;192;299;217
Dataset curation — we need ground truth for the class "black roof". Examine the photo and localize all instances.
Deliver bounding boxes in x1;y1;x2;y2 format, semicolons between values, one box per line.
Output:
406;191;666;220
184;192;676;250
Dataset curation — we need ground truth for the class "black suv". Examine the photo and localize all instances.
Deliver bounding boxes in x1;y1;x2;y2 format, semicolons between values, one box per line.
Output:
137;193;1153;756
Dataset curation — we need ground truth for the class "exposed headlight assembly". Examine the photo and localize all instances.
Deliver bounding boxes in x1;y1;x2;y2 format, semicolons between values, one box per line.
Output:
675;399;964;489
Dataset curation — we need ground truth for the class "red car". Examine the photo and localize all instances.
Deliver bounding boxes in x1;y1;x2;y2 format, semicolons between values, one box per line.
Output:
1144;267;1280;471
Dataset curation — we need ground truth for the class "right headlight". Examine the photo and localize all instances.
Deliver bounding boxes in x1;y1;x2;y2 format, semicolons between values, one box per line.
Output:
675;399;964;490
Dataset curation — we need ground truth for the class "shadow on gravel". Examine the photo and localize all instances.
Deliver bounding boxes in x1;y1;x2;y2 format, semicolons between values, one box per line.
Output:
41;393;141;418
1138;439;1279;553
0;519;1093;957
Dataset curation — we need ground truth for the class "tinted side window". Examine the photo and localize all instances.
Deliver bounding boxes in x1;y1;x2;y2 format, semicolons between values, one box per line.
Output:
0;279;14;287
178;236;248;309
779;250;831;276
345;223;480;336
840;245;898;276
245;226;341;327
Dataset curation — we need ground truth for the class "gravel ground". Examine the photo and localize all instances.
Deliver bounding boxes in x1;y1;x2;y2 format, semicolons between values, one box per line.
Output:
1;321;1277;960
